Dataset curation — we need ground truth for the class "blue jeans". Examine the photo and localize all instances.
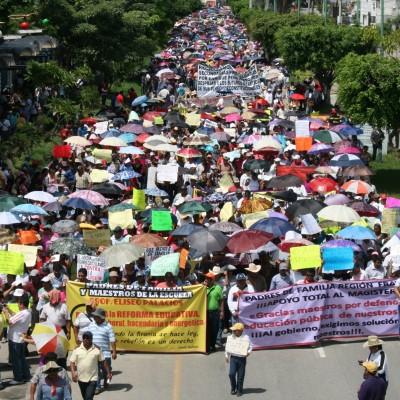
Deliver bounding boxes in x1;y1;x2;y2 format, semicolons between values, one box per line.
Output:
96;357;111;390
9;341;30;382
229;355;246;393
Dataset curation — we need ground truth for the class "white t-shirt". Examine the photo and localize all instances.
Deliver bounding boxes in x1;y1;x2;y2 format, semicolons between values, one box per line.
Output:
8;309;32;343
40;302;70;327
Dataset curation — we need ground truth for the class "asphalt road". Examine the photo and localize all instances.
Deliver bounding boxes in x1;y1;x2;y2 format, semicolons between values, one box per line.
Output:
1;337;399;399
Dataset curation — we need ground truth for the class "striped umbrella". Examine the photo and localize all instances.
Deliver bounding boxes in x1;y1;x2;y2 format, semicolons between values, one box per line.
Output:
68;190;109;206
176;148;202;158
328;154;365;167
341;180;373;194
31;322;69;358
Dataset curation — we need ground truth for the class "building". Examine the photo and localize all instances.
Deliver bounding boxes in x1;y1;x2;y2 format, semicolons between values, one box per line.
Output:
358;0;400;27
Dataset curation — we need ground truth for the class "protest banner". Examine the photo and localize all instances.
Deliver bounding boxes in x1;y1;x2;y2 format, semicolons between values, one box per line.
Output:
144;246;174;266
295;120;311;137
53;145;71;158
239;279;398;349
90;169;109;183
8;244;39;267
151;211;172;231
157;165;178;183
67;282;207;353
132;188;146;210
276;166;316;181
0;251;24;275
225;336;250;356
77;254;106;282
381;208;399;234
108;209;134;230
290;245;321;270
386;197;400;208
83;229;111;248
322;247;354;271
151;253;180;276
197;64;261;97
92;149;112;162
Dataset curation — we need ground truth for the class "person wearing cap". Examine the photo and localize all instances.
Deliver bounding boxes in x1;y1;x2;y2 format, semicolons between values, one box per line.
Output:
227;273;254;325
225;322;252;397
270;262;294;290
357;360;386;400
87;308;116;394
244;263;267;292
203;271;224;354
37;276;53;311
73;299;99;345
36;361;71;400
70;330;112;400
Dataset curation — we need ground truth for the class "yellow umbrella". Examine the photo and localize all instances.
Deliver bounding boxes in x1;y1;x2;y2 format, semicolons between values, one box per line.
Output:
239;198;273;214
99;137;127;147
31;322;69;358
80;223;97;230
64;136;92;147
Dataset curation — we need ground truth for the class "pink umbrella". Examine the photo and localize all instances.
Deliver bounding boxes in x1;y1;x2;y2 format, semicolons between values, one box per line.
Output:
176;148;202;158
330;124;349;132
310;121;325;130
88;133;101;144
337;147;362;155
111;182;127;191
242;134;261;145
68;190;109;206
225;113;242;123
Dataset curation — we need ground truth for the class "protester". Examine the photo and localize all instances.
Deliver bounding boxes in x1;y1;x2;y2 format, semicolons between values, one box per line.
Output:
357;361;386;400
73;299;98;345
36;361;71;400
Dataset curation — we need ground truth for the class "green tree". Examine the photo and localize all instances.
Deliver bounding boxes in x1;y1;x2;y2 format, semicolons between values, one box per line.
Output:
336;53;400;130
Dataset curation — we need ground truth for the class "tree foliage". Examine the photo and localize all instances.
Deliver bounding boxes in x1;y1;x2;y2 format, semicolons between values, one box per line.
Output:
336;53;400;130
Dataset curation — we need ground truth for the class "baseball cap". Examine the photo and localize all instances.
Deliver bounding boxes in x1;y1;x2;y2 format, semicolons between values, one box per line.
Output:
236;273;246;281
279;262;288;270
362;361;378;374
41;276;52;283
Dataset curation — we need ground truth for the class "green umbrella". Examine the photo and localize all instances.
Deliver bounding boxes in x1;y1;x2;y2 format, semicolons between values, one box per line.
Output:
178;201;210;215
108;203;141;212
313;130;342;144
0;196;28;212
50;237;91;257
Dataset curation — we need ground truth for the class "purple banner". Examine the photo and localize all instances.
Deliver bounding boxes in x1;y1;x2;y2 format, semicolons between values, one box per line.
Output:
238;279;398;349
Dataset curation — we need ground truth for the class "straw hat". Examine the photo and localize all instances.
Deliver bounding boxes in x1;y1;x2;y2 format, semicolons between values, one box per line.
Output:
362;335;384;348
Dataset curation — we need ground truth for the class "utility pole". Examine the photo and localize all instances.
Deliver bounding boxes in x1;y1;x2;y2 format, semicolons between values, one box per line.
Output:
356;0;360;23
298;0;301;20
324;0;328;24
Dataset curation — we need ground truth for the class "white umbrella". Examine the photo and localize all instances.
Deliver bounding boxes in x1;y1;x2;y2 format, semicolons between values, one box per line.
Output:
253;136;283;151
144;135;170;144
118;146;145;155
156;68;173;77
99;137;128;147
101;243;145;269
24;191;56;203
0;212;22;225
64;136;92;147
317;205;361;223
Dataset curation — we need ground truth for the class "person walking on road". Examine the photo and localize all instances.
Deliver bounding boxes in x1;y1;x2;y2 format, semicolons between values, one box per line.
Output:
357;361;386;400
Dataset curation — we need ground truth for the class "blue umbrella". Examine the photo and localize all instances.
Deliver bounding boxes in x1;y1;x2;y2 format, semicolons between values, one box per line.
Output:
336;226;375;240
62;197;96;210
119;133;137;143
11;204;48;216
112;171;142;180
321;239;362;252
249;218;296;238
100;128;121;139
340;126;363;136
131;96;148;107
118;146;145;155
197;127;215;135
144;187;169;197
329;154;365;167
171;224;205;236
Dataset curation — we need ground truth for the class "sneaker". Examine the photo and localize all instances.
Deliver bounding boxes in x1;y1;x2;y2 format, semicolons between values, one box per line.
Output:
95;388;101;395
236;392;243;397
231;389;237;395
0;383;4;390
8;380;24;385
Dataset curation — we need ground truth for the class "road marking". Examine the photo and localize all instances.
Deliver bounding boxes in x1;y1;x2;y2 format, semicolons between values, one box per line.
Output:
172;355;182;400
315;346;326;358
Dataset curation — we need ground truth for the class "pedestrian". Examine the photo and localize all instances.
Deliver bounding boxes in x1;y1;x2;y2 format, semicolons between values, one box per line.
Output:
370;127;385;163
70;331;112;400
73;299;98;345
227;273;254;325
225;322;252;397
36;361;71;400
357;361;386;400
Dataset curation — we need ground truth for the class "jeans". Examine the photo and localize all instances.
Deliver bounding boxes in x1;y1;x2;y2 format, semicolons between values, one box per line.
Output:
78;380;97;400
229;356;246;393
9;341;30;382
372;145;382;162
206;310;220;351
96;357;111;390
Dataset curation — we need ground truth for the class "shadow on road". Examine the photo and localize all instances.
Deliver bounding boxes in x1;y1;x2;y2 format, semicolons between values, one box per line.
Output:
244;387;266;394
106;383;133;392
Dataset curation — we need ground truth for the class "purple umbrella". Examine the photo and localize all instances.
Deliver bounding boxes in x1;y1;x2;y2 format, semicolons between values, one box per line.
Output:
330;124;350;132
324;194;351;206
307;143;334;155
321;239;362;252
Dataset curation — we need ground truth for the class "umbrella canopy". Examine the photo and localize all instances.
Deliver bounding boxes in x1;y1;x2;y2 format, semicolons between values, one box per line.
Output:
321;239;362;252
349;202;380;217
31;322;69;358
286;199;326;219
112;171;142;181
51;220;78;234
329;154;365;167
271;190;298;203
178;202;209;215
101;243;145;268
68;190;109;206
99;137;127;147
50;237;91;257
342;166;375;177
0;212;22;225
210;132;231;142
253;136;283;151
324;194;351;206
225;113;242;123
11;204;48;216
278;238;313;253
313;130;342;143
118;146;145;155
317;205;361;223
24;191;56;203
266;174;303;189
290;93;305;101
308;177;339;193
187;229;228;253
62;197;96;210
209;221;243;233
92;183;124;196
340;126;363;136
336;226;375;240
225;230;273;253
43;201;63;213
171;224;205;237
64;136;91;147
120;123;146;134
242;159;270;171
144;187;169;197
0;195;27;211
239;198;273;214
307;143;334;155
131;95;148;106
176;148;202;158
108;203;140;212
341;180;373;195
130;233;168;248
315;166;337;175
183;135;213;146
119;133;138;144
337;147;362;155
242;134;261;145
249;218;296;238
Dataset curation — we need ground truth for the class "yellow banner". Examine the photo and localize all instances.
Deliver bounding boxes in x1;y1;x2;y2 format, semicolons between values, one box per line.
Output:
290;245;321;270
132;188;146;210
83;229;111;248
67;282;207;353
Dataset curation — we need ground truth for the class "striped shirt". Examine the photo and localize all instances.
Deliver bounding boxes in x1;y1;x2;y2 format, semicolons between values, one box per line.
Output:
88;321;115;358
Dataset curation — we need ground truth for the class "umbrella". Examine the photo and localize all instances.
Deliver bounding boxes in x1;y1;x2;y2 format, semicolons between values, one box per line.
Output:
187;229;228;253
220;106;240;114
11;204;48;216
178;202;208;215
349;202;380;217
51;220;78;234
341;180;373;195
119;133;138;144
272;190;298;203
317;205;361;223
163;111;185;122
142;111;163;122
171;224;205;236
253;98;269;106
130;233;167;248
144;187;169;197
307;143;334;155
333;140;353;153
324;194;351;206
183;135;213;146
239;198;273;214
64;136;91;147
112;171;142;181
99;137;127;147
329;154;365;167
0;228;18;244
81;117;97;125
209;222;243;233
253;136;283;151
176;148;202;158
330;124;349;132
144;135;170;144
210;132;231;142
225;114;242;123
242;159;271;171
0;212;22;225
266;175;303;189
242;135;261;145
0;195;27;211
203;193;228;204
290;93;305;101
308;177;338;193
242;112;256;120
342;166;375;177
156;68;173;77
50;237;91;257
68;190;109;206
118;146;145;156
278;238;313;253
321;239;362;252
101;243;145;269
120;124;147;134
92;183;124;196
31;322;69;358
43;201;63;213
249;218;296;238
337;147;362;155
336;226;375;240
24;191;56;203
62;197;96;210
340;126;363;136
286;199;326;219
225;230;273;253
136;133;151;143
108;203;140;212
100;128;120;139
131;95;148;107
313;130;342;144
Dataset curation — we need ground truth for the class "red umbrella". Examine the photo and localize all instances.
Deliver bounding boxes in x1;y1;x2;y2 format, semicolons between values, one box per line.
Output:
290;93;305;101
176;148;202;158
81;117;97;125
309;177;339;193
349;202;380;217
142;111;163;122
225;230;273;253
278;238;313;253
135;133;150;143
253;98;269;106
337;147;362;155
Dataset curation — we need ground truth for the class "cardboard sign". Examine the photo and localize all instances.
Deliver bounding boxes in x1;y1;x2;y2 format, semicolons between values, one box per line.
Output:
144;246;174;266
157;165;178;183
8;244;39;267
322;247;354;271
179;248;189;269
295;120;310;137
83;229;111;248
151;211;172;231
295;137;313;151
77;254;106;282
150;253;180;276
53;145;71;158
94;121;109;135
132;189;146;210
0;251;25;275
90;169;109;183
225;336;250;356
218;174;234;194
92;149;112;162
290;245;321;270
108;209;134;230
381;208;399;234
300;214;321;235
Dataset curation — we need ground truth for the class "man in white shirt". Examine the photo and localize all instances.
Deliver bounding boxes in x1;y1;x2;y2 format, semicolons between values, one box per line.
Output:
365;258;387;279
227;274;254;325
110;226;128;245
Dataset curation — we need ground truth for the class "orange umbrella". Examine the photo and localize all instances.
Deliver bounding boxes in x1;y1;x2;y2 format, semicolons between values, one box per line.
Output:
15;229;40;245
130;233;167;248
239;198;273;214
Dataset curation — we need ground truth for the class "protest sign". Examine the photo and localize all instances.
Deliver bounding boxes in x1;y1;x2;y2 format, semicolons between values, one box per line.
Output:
218;174;234;193
92;149;112;162
90;169;109;183
381;208;399;234
276;166;316;181
151;211;172;231
295;137;313;151
295;120;311;137
322;247;354;271
67;282;206;353
0;251;24;275
290;245;321;270
108;210;134;230
8;244;39;267
185;113;201;127
132;189;146;210
150;253;180;276
77;254;106;282
157;165;178;183
225;336;250;356
220;202;235;222
53;145;71;158
300;214;321;235
388;244;400;266
144;246;174;266
197;64;261;97
94;121;109;135
83;229;111;248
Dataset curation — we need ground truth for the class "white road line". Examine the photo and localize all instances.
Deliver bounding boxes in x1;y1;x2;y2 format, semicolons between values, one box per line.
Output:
315;346;326;358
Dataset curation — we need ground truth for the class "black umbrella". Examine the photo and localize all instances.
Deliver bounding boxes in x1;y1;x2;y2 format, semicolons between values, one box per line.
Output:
266;175;303;189
286;199;326;219
200;105;218;113
163;111;184;122
172;121;190;129
243;159;271;171
43;201;63;212
92;183;123;196
147;126;162;135
272;190;298;203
